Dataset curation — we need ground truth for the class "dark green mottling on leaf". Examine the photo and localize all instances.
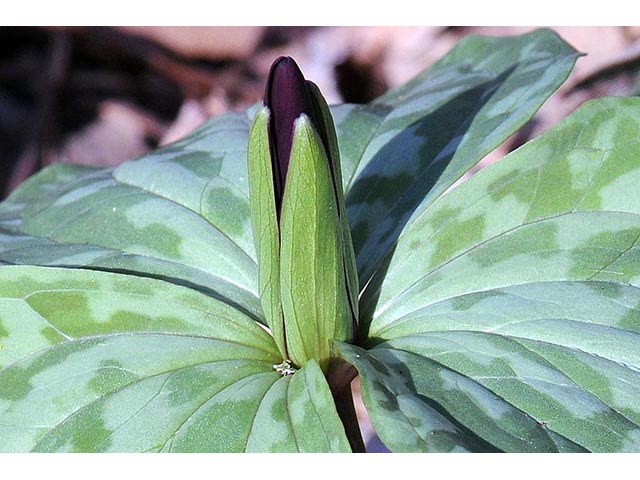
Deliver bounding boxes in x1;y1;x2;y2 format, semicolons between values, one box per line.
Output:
619;298;640;331
34;404;113;453
585;282;623;299
0;317;8;338
0;341;95;401
39;326;65;344
429;214;486;269
88;360;138;395
569;226;640;280
204;186;251;238
165;366;221;406
450;290;508;311
471;221;559;268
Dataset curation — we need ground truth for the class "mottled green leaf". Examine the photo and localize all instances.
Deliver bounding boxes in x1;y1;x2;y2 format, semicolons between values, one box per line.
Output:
358;98;640;452
0;111;261;321
0;267;349;452
337;28;579;284
245;360;351;452
337;342;585;453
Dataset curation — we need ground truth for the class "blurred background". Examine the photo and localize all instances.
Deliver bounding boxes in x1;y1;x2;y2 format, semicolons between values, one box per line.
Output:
2;26;640;201
2;25;639;452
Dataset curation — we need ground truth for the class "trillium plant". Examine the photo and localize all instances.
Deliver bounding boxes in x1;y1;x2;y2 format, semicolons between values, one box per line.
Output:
2;28;640;453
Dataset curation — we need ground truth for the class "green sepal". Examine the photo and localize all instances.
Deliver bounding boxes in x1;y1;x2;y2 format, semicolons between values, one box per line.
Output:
247;107;287;360
307;81;359;334
279;115;353;370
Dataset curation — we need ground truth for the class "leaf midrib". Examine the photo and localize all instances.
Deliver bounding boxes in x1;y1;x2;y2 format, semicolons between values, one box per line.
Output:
0;332;276;376
374;280;640;339
18;285;273;353
371;209;640;326
372;336;640;450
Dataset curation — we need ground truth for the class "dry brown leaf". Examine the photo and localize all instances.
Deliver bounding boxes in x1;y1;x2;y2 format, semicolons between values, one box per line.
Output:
118;27;266;60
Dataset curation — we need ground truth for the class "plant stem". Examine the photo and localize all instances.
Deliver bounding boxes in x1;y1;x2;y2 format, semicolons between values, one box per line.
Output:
328;360;365;453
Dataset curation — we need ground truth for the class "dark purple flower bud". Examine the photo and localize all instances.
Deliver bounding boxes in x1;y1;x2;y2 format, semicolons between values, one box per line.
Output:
248;56;359;370
264;56;329;213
